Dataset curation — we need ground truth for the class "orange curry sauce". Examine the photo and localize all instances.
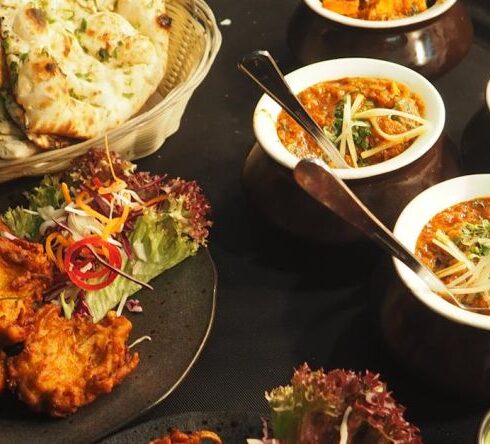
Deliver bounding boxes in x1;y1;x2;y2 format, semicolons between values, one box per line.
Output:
276;77;425;167
416;198;490;310
322;0;430;21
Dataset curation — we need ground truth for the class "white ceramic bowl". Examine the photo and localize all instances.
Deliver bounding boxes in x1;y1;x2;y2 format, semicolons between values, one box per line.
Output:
253;58;445;180
303;0;458;29
393;174;490;331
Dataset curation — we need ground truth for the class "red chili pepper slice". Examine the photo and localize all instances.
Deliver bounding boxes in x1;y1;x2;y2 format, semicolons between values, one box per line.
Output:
71;256;108;279
92;177;104;189
64;237;122;291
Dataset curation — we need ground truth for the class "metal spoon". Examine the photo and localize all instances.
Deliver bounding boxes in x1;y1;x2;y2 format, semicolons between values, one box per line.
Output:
293;157;480;311
238;50;350;169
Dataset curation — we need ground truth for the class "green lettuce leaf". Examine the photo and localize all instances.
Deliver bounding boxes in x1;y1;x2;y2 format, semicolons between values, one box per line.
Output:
1;175;63;240
27;175;63;210
85;208;199;322
1;207;38;240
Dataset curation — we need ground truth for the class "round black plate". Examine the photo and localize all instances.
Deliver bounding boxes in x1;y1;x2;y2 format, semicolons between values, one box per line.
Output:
99;411;264;443
0;248;217;444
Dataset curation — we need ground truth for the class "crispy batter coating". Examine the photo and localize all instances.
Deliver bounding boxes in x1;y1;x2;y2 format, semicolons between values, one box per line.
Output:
7;305;139;417
0;237;52;345
150;429;222;444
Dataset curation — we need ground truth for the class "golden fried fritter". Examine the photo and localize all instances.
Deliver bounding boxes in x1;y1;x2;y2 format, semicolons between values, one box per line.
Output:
7;304;139;417
0;237;52;345
150;429;222;444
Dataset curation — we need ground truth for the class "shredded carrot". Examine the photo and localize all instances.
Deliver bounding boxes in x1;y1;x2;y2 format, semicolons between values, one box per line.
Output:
56;233;72;247
45;233;69;272
76;191;110;224
104;134;124;184
61;182;72;204
55;245;65;272
100;204;130;239
99;180;126;195
114;204;130;233
101;218;119;240
45;232;58;264
144;194;167;207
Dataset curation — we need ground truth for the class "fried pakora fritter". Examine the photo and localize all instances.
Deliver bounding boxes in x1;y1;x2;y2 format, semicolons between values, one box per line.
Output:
0;237;52;345
7;305;139;417
150;429;223;444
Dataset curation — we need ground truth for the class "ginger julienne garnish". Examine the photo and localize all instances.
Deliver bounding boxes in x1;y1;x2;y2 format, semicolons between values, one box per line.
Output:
416;198;490;311
277;77;428;168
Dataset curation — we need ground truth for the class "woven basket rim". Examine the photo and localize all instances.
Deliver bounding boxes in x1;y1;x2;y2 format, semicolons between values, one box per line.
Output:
0;0;222;170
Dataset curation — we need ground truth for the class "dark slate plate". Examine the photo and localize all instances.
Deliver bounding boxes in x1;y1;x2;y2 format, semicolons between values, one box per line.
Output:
0;248;217;444
99;411;265;443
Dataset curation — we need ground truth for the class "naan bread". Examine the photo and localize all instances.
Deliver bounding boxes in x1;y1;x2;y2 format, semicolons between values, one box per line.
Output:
0;0;170;149
0;93;38;159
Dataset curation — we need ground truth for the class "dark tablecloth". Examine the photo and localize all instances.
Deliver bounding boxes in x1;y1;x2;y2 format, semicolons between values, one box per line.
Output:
106;1;490;442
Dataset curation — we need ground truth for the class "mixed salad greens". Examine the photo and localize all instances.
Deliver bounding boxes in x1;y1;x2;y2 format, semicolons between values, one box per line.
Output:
1;148;211;322
248;364;421;444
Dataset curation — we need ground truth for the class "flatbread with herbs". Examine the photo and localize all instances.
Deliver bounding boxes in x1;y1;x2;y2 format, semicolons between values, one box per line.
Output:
0;0;170;149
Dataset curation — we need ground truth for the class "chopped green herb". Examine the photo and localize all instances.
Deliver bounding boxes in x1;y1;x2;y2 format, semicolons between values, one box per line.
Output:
62;9;75;20
459;219;490;258
97;48;110;62
352;125;371;150
69;89;86;101
9;60;18;84
75;71;93;82
357;157;368;167
75;18;88;40
19;53;28;63
122;92;134;99
332;102;344;137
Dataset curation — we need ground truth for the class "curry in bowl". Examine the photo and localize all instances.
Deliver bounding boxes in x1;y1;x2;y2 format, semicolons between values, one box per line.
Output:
277;77;427;168
416;198;490;312
322;0;444;21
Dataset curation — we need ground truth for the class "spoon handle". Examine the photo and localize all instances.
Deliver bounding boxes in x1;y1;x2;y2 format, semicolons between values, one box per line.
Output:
238;50;349;169
294;157;447;293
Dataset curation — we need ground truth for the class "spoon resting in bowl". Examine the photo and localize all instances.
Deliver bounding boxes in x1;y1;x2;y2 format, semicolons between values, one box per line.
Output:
294;157;486;313
238;50;350;169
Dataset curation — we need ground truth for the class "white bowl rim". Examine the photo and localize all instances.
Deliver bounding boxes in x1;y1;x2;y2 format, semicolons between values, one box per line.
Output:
393;174;490;331
253;57;445;180
303;0;458;29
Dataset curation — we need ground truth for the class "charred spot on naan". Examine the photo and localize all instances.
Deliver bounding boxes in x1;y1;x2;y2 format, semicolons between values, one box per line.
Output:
24;8;47;31
156;13;172;30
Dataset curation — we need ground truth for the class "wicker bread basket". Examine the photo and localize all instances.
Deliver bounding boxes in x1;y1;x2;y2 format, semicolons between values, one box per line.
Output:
0;0;221;183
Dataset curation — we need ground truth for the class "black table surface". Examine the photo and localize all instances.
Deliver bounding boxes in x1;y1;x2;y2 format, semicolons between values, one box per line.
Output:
4;0;489;442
